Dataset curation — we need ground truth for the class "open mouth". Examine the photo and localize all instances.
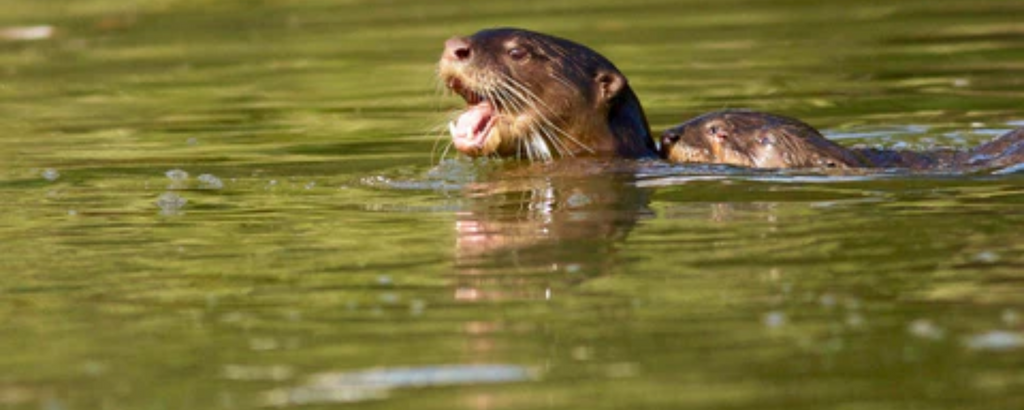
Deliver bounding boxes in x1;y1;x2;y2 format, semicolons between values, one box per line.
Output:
447;78;498;153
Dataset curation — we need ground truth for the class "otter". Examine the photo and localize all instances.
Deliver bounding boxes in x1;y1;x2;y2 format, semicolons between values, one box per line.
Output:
660;110;1024;171
439;28;1023;171
439;28;656;161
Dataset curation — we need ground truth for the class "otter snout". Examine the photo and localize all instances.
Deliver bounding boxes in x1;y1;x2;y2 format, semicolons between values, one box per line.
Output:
443;37;472;62
659;133;681;157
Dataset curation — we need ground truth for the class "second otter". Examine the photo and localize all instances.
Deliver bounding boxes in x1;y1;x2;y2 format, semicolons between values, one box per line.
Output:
660;111;1024;171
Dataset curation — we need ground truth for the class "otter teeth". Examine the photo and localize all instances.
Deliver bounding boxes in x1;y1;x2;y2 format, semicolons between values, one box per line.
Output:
449;121;457;138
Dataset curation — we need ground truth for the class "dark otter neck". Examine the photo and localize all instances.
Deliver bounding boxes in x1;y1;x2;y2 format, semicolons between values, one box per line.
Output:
608;86;659;158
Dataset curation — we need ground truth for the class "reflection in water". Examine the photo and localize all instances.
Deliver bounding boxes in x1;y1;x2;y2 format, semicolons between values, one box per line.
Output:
451;160;655;301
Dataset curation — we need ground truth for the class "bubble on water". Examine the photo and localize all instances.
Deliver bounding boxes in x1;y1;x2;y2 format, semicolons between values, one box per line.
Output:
571;346;593;361
156;192;187;214
304;181;316;190
973;251;999;263
1003;309;1020;326
819;293;837;309
67;209;78;216
908;319;944;340
378;292;399;305
964;331;1023;351
186;137;199;146
846;313;865;328
41;168;60;181
952;78;970;87
409;299;427;316
764;311;786;328
197;174;224;190
1;25;55;41
376;275;392;286
165;169;189;181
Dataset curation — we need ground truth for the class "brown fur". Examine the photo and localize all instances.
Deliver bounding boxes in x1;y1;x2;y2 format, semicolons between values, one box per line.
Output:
661;110;1024;171
440;28;1023;171
660;110;867;169
439;28;657;160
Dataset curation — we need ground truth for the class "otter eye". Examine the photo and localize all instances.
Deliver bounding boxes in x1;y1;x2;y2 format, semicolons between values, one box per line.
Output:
707;126;719;136
507;47;528;61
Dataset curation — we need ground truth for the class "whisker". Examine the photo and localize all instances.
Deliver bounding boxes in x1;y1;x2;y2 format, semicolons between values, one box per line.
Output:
499;76;595;155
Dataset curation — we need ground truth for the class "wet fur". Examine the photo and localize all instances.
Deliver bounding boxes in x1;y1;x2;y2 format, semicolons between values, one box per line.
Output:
439;28;657;161
661;110;1024;171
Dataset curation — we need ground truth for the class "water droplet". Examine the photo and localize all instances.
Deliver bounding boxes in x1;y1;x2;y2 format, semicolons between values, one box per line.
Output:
571;346;593;361
155;192;187;214
964;331;1023;351
197;174;224;190
409;299;427;316
1003;309;1019;326
764;311;786;328
974;251;999;263
908;319;944;340
378;292;399;304
165;169;189;181
41;168;60;181
846;313;865;328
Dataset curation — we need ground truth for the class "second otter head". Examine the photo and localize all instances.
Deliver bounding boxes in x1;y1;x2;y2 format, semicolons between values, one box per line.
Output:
438;28;656;161
659;111;867;169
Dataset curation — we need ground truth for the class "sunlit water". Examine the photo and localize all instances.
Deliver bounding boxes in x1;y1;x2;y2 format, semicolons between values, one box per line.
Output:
2;1;1023;409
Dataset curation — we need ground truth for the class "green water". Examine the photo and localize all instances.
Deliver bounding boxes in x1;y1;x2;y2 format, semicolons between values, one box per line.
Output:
2;0;1023;409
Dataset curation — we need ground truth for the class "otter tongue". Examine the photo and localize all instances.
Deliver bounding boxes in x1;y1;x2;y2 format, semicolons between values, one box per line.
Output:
452;100;494;142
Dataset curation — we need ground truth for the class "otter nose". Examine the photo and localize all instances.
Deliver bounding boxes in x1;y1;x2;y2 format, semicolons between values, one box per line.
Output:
660;133;681;150
444;37;472;62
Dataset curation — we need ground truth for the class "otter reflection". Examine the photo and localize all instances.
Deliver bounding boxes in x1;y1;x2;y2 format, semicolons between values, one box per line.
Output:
451;160;653;301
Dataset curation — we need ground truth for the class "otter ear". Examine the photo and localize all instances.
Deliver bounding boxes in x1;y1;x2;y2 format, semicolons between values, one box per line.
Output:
595;70;626;103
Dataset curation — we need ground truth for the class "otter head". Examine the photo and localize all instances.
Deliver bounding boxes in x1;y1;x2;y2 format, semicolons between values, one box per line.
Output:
659;110;867;169
438;28;656;161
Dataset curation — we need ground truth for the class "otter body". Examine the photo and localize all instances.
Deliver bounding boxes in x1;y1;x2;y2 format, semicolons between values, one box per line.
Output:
439;28;1023;171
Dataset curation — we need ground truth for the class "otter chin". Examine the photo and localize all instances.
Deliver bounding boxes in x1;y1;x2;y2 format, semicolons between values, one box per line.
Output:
438;28;658;161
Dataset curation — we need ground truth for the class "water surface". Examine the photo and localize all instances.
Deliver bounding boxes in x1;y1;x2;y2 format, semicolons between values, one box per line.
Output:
2;1;1023;409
